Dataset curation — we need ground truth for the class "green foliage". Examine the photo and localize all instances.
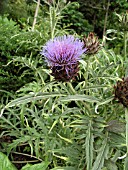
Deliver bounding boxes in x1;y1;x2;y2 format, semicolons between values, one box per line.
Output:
0;0;128;170
21;162;49;170
74;0;128;38
0;152;49;170
0;16;19;57
1;0;38;26
0;15;49;58
0;16;23;92
0;0;8;15
105;12;128;55
61;2;93;35
0;47;126;169
0;152;17;170
0;15;49;93
7;0;28;21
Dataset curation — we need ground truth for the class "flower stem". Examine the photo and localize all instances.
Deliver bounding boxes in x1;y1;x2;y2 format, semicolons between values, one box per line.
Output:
124;31;128;76
124;31;128;169
124;108;128;170
67;82;91;115
124;31;127;62
32;0;40;31
85;60;89;92
125;108;128;155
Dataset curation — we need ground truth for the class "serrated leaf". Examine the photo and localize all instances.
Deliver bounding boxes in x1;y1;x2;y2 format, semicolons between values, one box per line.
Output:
92;138;109;170
0;152;17;170
7;135;37;154
109;133;125;147
57;133;73;143
5;92;66;108
124;156;128;170
86;121;94;170
21;161;49;170
59;94;100;103
51;167;76;170
104;160;118;170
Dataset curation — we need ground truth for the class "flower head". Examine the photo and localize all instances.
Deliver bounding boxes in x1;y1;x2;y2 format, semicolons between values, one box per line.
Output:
41;35;86;81
114;77;128;107
83;32;100;55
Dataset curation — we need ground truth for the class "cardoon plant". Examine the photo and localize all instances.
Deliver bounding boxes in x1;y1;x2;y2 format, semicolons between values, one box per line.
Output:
41;35;86;82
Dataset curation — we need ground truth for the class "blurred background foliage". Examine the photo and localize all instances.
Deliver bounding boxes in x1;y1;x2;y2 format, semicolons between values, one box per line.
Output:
0;0;128;169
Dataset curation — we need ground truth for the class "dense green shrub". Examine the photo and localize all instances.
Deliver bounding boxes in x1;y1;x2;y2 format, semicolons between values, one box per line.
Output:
72;0;128;37
61;2;93;35
0;16;19;58
0;15;50;93
0;16;22;92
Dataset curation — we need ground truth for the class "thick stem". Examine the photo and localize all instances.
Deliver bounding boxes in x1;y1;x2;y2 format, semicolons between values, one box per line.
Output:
125;108;128;155
32;0;40;31
124;31;128;77
124;108;128;170
67;82;91;115
49;4;58;39
124;32;128;169
124;31;127;64
85;60;89;93
102;0;110;46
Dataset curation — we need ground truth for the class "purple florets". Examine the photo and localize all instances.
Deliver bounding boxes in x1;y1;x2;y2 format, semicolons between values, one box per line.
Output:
41;35;86;81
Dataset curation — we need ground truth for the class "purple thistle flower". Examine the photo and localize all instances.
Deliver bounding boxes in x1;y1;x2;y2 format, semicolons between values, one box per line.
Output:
41;35;86;82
